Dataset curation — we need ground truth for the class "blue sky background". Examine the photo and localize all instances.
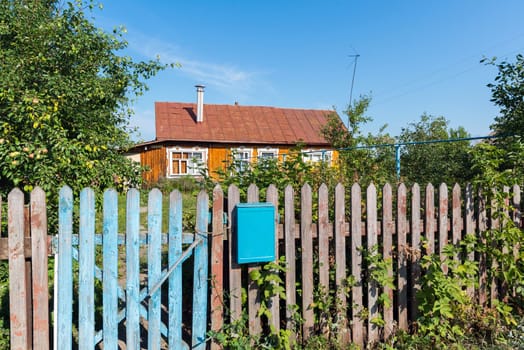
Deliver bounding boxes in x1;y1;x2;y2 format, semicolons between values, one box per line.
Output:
94;1;524;142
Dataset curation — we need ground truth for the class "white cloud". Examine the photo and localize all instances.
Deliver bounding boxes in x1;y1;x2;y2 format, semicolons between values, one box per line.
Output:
128;34;263;95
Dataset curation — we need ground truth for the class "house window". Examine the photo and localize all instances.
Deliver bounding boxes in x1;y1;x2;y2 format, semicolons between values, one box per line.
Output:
232;148;252;172
258;148;279;160
167;147;207;177
302;150;332;163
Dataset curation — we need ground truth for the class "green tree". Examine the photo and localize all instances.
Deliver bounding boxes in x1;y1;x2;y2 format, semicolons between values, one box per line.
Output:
0;0;167;198
484;54;524;138
321;95;396;186
398;114;473;185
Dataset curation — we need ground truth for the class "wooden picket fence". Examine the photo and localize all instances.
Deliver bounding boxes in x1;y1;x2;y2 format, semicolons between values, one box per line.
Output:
1;182;523;349
1;186;209;350
207;182;523;348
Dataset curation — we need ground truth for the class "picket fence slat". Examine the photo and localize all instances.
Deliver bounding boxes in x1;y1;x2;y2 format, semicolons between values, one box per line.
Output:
247;184;262;336
228;185;242;322
367;184;379;342
57;187;73;349
398;184;408;331
79;188;95;350
318;184;330;294
351;183;364;347
8;189;29;350
30;187;49;350
465;184;475;297
126;189;141;350
210;184;224;350
439;184;449;274
300;184;314;338
425;184;435;255
410;184;421;320
284;185;297;339
382;184;394;338
267;184;280;332
334;183;349;343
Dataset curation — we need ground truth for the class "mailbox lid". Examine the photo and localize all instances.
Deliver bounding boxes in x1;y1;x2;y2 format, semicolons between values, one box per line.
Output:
235;203;275;264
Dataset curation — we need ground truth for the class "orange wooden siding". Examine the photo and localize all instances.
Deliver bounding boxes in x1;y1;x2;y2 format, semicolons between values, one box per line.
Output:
138;144;337;183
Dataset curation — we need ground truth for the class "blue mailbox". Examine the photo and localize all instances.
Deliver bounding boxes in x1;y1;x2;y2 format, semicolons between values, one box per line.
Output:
235;203;275;264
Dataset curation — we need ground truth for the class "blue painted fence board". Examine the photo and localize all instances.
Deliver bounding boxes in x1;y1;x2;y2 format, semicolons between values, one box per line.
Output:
57;186;73;349
103;189;119;349
169;190;184;349
126;189;141;350
54;186;207;349
148;189;162;350
79;188;95;350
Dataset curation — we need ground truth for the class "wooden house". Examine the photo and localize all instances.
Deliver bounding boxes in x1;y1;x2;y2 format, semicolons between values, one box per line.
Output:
128;86;342;183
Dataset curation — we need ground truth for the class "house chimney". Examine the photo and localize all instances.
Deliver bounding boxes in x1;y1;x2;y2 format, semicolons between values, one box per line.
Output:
195;84;205;122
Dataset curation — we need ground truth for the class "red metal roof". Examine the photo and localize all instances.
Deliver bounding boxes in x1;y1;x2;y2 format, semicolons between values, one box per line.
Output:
154;102;337;146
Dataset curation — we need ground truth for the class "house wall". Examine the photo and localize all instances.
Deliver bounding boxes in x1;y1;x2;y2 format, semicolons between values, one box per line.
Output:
138;143;337;183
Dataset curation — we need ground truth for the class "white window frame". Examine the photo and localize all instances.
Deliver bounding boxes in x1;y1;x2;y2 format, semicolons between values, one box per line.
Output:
301;149;332;163
167;146;208;177
232;147;253;172
257;147;279;160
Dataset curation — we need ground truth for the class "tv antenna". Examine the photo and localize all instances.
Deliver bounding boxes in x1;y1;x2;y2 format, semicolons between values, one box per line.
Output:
348;53;360;108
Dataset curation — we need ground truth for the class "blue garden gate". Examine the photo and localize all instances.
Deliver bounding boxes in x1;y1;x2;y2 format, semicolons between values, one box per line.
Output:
55;186;209;349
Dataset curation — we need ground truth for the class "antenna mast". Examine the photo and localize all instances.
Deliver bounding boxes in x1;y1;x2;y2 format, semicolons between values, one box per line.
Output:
348;53;360;128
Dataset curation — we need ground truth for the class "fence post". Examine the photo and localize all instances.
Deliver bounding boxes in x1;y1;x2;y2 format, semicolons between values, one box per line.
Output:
334;183;348;344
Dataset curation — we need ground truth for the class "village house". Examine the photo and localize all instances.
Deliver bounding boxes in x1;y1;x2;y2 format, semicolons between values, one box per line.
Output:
128;85;342;183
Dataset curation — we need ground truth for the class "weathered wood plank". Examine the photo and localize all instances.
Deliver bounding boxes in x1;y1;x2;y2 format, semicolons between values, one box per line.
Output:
247;184;261;336
192;191;209;349
148;188;163;350
301;183;314;339
465;184;475;298
57;186;73;350
490;190;499;305
439;184;449;274
79;188;95;350
513;185;521;264
351;183;363;347
452;184;462;263
8;188;29;350
397;183;408;331
168;190;183;349
425;184;435;255
318;184;330;320
478;188;488;306
103;189;119;349
382;183;394;339
367;183;379;343
0;236;54;259
410;183;421;320
210;184;224;349
31;187;49;350
266;185;280;332
334;183;349;344
126;189;141;350
284;185;296;339
228;185;242;322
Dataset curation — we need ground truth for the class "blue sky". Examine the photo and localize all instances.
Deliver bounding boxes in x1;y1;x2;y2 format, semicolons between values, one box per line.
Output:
95;1;524;141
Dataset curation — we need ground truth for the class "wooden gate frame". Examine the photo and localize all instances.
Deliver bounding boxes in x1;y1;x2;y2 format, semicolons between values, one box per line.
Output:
54;187;209;350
